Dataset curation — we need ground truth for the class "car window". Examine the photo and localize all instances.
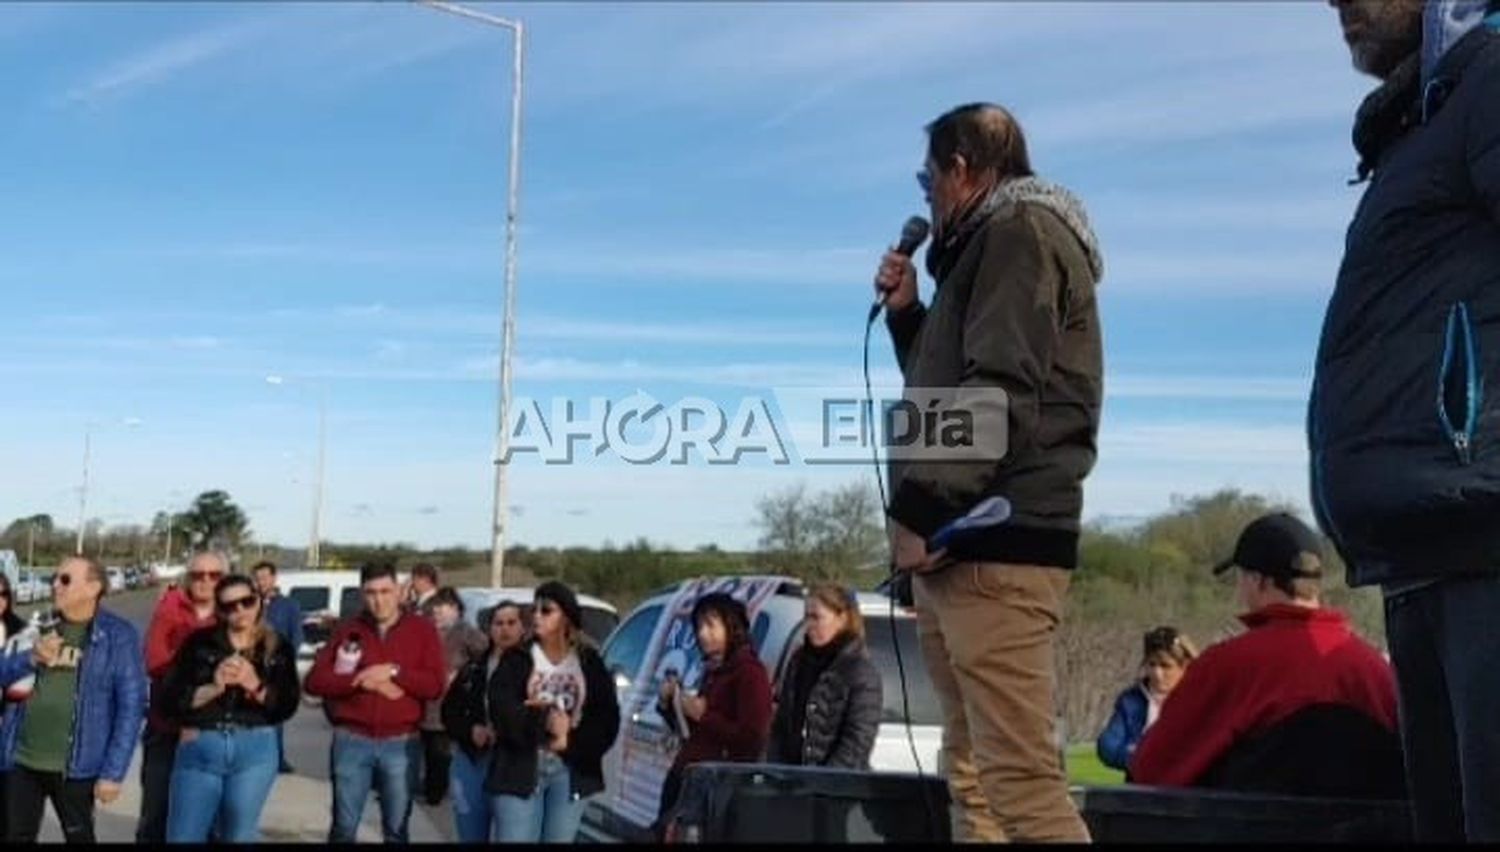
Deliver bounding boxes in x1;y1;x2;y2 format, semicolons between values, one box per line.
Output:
603;604;662;681
864;614;943;727
751;610;770;649
288;587;329;613
339;587;363;619
581;607;619;645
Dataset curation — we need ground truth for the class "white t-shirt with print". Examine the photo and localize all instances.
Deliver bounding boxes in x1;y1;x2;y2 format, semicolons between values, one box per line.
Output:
528;644;586;729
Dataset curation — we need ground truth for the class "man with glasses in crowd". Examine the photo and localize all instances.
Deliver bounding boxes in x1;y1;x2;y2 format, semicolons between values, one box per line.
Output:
306;563;445;843
137;550;225;843
0;556;146;843
874;103;1103;842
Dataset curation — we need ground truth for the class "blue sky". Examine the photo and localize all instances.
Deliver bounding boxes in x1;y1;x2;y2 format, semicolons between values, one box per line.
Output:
2;2;1377;551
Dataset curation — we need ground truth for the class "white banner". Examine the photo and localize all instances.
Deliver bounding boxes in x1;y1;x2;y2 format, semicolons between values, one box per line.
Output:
611;575;785;828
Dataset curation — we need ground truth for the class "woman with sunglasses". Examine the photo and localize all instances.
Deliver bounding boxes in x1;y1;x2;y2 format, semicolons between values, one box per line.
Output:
159;574;300;842
487;581;619;843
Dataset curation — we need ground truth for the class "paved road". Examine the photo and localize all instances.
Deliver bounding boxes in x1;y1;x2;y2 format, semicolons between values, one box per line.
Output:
25;586;457;843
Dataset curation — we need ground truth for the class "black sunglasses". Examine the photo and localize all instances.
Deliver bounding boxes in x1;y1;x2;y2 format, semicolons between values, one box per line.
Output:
217;596;258;614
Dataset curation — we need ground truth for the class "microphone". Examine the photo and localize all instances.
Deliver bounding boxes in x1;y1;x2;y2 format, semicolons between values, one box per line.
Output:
870;216;931;323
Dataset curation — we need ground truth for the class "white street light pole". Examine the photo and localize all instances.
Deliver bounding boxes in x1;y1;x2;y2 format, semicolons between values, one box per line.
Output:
312;385;327;569
75;426;92;556
266;376;327;568
416;0;525;590
76;417;142;555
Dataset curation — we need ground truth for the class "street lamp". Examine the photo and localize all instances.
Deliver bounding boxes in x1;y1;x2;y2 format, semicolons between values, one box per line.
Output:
266;376;327;569
415;0;525;589
160;489;184;568
76;417;143;555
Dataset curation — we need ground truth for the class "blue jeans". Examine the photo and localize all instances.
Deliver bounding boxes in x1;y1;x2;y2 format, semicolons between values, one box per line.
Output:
492;751;587;843
165;726;280;843
328;729;420;843
1385;575;1500;842
449;748;494;842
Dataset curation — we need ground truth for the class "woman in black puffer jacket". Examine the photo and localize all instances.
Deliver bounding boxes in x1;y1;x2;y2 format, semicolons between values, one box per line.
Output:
160;574;301;842
768;583;883;769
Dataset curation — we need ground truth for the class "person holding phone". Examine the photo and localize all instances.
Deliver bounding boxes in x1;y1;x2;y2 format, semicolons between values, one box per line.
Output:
0;556;146;843
485;582;619;843
653;593;772;840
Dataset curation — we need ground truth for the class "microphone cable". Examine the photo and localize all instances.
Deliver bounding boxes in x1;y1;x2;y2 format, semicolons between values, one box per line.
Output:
863;301;943;838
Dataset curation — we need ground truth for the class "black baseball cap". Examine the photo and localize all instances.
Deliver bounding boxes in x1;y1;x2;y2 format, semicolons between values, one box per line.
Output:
1212;513;1325;580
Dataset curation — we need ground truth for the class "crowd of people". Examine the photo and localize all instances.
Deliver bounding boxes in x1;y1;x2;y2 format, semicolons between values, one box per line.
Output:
0;552;885;844
1;0;1495;845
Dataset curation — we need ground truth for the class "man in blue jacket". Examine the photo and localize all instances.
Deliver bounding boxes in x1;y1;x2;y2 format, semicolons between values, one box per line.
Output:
252;560;304;774
1316;0;1500;841
0;555;147;843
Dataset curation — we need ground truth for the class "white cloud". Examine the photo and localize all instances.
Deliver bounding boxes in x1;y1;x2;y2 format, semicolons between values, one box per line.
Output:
1107;375;1310;402
1104;246;1339;294
64;19;270;106
1093;195;1358;233
460;355;901;390
374;340;408;362
169;336;222;350
1099;422;1306;466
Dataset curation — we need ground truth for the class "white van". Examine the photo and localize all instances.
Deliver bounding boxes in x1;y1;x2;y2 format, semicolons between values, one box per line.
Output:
454;586;620;645
580;575;942;843
278;569;408;680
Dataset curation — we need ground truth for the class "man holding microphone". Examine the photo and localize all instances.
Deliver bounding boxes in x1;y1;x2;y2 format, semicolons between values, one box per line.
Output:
873;102;1104;843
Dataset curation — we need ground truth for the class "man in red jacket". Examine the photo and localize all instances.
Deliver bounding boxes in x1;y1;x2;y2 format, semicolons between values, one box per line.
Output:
136;550;223;843
305;563;445;843
1130;514;1400;795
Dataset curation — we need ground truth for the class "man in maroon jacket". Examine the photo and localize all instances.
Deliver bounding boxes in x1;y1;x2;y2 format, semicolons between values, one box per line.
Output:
1131;513;1400;794
305;563;445;843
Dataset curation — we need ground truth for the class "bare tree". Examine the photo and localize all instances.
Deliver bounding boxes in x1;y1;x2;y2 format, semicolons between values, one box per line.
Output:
754;482;883;581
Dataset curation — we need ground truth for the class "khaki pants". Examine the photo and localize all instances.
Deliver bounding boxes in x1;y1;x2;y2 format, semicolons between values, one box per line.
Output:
914;562;1089;843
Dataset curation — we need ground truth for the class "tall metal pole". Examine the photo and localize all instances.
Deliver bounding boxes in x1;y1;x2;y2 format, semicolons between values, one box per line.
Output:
26;523;34;570
75;426;91;555
164;515;172;566
311;386;327;568
412;1;525;590
492;20;524;589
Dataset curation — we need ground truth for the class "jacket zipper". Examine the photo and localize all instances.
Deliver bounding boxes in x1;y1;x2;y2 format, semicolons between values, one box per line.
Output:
65;623;97;775
1438;302;1481;465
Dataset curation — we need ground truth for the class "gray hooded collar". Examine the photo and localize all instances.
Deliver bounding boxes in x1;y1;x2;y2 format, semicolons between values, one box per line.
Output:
927;176;1104;285
1424;0;1499;85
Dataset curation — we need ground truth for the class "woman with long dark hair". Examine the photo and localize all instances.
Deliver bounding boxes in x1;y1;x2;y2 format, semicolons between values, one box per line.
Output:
486;582;620;843
160;574;300;842
654;592;773;837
